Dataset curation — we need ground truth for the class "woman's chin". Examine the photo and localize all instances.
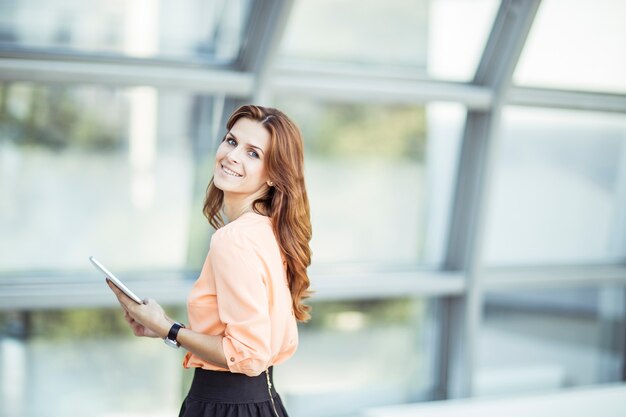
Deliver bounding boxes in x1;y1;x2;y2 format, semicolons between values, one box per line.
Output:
212;176;229;191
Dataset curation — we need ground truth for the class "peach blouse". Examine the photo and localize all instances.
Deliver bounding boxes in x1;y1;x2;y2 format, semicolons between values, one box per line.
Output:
183;212;298;377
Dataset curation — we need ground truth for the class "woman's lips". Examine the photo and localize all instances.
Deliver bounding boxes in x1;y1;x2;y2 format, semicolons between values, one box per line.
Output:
221;164;242;177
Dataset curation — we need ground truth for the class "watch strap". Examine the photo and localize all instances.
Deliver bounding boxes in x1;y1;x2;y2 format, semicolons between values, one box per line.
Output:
166;322;185;347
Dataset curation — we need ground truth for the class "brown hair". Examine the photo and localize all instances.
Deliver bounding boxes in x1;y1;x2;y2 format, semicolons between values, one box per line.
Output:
203;105;312;322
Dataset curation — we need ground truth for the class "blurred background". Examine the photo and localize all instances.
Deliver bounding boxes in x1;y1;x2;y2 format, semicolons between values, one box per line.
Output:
0;0;625;416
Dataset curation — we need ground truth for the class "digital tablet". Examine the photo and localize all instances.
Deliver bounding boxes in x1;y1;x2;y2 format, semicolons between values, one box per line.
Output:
89;256;143;304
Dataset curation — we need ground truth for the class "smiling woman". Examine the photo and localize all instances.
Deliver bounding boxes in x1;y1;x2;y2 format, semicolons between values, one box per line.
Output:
203;105;312;319
107;104;312;417
212;118;272;205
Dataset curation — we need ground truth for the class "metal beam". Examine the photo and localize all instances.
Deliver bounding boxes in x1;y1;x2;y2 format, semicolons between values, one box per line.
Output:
473;0;541;90
0;57;254;96
440;0;542;399
271;69;493;109
597;287;626;383
312;271;465;300
5;264;624;311
508;87;626;113
0;271;195;311
483;266;626;290
0;270;465;311
623;289;626;382
236;0;294;104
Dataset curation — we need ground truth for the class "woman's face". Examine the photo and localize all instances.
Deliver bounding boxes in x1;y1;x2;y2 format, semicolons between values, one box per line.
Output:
213;118;271;198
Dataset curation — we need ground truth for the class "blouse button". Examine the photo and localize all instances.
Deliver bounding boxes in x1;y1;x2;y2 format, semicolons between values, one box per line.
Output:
230;357;235;362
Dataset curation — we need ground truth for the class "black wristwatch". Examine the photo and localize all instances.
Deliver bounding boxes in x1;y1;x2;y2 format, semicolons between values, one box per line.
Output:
164;322;185;348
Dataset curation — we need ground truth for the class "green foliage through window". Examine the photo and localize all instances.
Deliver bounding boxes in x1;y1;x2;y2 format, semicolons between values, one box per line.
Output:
0;82;124;150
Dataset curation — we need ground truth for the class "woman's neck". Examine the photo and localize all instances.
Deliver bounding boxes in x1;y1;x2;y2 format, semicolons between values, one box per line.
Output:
222;193;260;223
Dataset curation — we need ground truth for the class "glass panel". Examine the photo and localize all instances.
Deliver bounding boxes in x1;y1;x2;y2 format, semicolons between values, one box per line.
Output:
478;287;625;396
427;0;500;81
279;0;500;81
0;0;251;63
484;107;626;266
0;82;218;272
276;298;437;416
0;307;187;417
274;98;465;267
0;299;436;417
514;0;626;93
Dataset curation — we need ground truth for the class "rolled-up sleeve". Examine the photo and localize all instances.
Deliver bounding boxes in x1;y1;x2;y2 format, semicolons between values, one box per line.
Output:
209;229;271;376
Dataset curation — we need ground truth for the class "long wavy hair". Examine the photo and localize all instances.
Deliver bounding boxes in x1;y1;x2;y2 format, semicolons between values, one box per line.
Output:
203;105;312;322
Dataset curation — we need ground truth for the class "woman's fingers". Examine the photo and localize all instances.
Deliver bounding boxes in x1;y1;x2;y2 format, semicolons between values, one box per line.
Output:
124;310;135;324
130;322;143;336
106;281;162;339
108;288;166;339
106;279;135;311
107;279;136;322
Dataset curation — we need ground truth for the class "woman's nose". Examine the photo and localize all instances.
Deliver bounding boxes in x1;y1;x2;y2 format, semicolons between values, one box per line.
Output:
226;147;240;163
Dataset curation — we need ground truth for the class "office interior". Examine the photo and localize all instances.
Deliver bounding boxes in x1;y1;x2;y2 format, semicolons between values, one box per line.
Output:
1;0;625;416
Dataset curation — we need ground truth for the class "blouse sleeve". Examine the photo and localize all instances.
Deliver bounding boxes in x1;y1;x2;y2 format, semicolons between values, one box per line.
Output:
209;228;271;377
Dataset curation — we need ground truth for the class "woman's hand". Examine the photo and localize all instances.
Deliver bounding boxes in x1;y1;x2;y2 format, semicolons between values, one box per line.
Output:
106;279;172;339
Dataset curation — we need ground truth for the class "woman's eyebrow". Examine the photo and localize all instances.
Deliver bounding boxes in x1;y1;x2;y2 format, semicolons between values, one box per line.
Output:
227;132;265;155
248;144;264;155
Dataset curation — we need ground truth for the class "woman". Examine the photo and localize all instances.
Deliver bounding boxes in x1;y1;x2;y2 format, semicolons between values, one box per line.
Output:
107;105;312;417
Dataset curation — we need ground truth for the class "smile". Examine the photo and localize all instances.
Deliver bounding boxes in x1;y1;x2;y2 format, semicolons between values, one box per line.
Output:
221;164;242;177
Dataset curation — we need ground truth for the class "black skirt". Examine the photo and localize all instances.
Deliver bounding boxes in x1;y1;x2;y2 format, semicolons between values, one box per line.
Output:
178;367;289;417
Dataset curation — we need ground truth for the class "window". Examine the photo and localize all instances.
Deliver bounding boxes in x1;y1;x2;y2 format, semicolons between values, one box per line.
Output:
276;298;438;415
0;82;219;271
275;98;465;267
484;107;626;266
0;307;187;417
279;0;499;81
0;0;251;64
514;0;626;93
478;287;625;395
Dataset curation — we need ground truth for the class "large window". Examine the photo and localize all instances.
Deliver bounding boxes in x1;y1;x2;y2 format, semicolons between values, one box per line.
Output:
484;107;626;266
279;0;500;81
514;0;626;93
0;0;252;63
0;307;187;417
0;82;218;272
275;298;437;416
0;299;437;417
478;287;625;395
276;98;466;267
2;1;626;416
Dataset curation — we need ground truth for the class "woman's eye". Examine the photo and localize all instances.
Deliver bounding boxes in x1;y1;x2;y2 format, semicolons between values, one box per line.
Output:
226;137;236;146
248;150;259;158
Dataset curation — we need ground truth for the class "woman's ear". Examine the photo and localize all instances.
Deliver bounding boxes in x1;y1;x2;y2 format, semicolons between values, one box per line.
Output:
267;181;274;187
